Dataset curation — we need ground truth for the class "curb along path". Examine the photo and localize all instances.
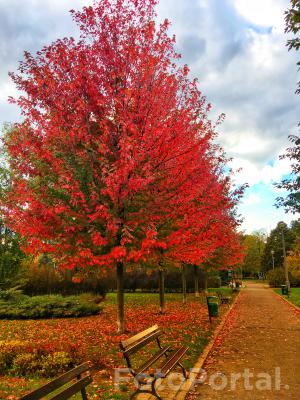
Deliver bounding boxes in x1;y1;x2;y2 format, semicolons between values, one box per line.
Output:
188;283;300;400
272;290;300;315
135;292;241;400
174;291;241;400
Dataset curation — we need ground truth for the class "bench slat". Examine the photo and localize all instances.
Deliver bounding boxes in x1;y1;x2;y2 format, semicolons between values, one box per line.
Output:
20;362;91;400
136;346;170;375
50;375;93;400
123;330;162;357
121;324;159;349
160;346;188;378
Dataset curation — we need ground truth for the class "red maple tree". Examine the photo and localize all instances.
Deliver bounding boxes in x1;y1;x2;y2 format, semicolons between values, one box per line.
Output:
2;0;243;331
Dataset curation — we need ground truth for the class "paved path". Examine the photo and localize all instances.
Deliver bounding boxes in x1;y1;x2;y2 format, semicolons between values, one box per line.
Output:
189;283;300;399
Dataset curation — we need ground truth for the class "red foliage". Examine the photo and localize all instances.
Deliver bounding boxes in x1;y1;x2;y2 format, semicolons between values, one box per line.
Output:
2;0;244;270
0;298;211;369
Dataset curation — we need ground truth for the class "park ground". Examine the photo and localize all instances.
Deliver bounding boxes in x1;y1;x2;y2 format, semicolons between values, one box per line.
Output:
0;289;233;399
188;282;300;399
1;284;299;399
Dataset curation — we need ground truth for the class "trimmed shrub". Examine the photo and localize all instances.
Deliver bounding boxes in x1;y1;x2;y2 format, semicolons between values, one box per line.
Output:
266;267;297;287
0;293;102;319
0;287;25;301
0;340;30;372
12;351;73;377
39;351;73;377
12;353;40;376
0;341;76;377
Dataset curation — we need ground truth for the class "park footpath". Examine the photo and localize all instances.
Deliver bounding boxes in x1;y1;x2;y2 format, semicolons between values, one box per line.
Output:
137;283;300;400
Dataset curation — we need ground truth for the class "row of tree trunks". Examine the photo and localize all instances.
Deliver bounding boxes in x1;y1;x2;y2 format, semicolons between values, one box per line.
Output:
159;268;165;314
117;261;125;333
194;264;199;297
182;264;187;304
117;263;208;332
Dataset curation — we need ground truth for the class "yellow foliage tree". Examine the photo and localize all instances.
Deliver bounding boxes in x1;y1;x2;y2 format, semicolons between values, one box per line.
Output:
287;237;300;278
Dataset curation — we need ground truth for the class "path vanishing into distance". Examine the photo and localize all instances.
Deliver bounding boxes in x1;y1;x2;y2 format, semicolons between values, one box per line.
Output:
189;283;300;400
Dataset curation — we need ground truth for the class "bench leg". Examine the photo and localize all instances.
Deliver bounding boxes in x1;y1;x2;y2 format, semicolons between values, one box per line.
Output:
76;374;88;400
80;387;88;400
177;362;188;379
131;377;162;400
151;378;162;400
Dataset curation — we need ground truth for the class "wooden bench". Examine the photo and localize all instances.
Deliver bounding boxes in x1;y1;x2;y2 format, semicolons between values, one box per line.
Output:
20;362;93;400
120;324;188;399
216;290;231;304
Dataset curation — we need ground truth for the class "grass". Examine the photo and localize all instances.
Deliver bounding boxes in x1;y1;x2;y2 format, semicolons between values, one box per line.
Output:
274;287;300;308
0;287;233;399
208;287;234;296
106;291;189;305
105;287;234;303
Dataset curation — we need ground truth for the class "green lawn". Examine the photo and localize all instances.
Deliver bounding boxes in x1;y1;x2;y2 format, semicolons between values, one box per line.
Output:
208;287;234;296
106;287;234;305
274;287;300;308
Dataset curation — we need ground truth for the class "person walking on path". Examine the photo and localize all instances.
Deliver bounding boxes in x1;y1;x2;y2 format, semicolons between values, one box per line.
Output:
189;282;300;399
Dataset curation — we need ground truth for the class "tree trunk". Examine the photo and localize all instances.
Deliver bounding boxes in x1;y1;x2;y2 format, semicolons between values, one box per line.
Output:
281;230;290;291
194;265;199;297
159;268;165;314
182;264;187;304
203;271;208;292
117;261;125;333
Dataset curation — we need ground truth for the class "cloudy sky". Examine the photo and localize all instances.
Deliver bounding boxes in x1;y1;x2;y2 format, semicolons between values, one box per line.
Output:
0;0;299;233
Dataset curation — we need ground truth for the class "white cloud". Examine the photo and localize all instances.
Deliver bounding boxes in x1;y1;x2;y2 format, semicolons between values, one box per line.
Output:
239;205;295;233
230;133;269;157
261;157;292;184
243;193;262;206
0;81;18;99
230;151;293;187
233;0;286;31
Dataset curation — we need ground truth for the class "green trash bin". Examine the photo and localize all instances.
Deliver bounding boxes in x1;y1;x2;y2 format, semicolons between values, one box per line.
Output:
281;285;288;295
206;296;219;322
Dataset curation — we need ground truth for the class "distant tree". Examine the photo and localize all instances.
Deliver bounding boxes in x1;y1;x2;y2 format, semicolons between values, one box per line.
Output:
275;1;300;212
261;221;296;273
290;218;300;235
207;229;245;272
286;220;300;279
275;135;300;213
287;237;300;279
0;219;24;286
242;232;266;277
285;0;300;94
0;148;24;286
